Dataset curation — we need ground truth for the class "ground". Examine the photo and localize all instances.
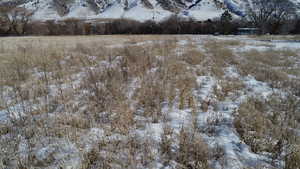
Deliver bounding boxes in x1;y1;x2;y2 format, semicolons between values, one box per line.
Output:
0;35;299;169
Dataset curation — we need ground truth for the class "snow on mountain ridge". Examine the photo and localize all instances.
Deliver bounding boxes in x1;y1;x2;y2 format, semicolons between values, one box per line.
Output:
2;0;298;21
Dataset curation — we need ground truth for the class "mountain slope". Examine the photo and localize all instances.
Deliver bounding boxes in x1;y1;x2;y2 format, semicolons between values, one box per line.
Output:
1;0;299;21
0;0;247;21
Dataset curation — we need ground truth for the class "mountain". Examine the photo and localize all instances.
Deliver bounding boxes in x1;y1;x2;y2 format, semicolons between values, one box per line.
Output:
0;0;299;21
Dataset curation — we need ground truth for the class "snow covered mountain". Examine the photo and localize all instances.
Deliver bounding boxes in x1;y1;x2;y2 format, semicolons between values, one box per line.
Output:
0;0;246;21
0;0;299;21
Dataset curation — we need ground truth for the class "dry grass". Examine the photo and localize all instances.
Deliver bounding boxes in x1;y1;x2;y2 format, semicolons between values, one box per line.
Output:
0;35;299;169
213;79;245;101
234;95;300;165
177;127;211;169
0;35;201;169
249;35;300;41
218;39;244;47
181;49;206;65
236;48;300;90
202;39;238;77
241;49;295;67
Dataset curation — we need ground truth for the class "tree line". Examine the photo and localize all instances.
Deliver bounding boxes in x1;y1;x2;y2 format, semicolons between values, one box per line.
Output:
0;0;299;36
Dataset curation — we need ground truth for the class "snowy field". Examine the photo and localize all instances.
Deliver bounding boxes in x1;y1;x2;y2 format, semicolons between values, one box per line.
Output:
0;35;299;169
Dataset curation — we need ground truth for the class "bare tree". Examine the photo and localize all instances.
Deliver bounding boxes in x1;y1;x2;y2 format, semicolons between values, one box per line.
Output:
247;0;296;34
10;7;33;35
0;6;33;35
0;6;13;34
53;0;71;16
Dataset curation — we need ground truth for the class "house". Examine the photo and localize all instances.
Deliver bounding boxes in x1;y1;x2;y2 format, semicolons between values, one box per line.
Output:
237;28;259;35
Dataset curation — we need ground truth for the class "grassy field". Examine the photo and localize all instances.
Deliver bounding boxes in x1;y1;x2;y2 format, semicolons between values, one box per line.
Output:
0;35;299;169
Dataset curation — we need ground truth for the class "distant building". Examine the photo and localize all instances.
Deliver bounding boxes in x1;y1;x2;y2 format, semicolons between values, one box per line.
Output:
237;28;259;35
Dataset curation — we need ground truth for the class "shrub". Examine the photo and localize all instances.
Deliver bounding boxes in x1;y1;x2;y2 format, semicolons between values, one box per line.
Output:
285;146;300;169
177;127;211;169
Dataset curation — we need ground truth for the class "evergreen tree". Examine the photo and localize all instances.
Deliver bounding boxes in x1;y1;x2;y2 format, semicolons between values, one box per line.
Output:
220;10;233;34
221;10;232;23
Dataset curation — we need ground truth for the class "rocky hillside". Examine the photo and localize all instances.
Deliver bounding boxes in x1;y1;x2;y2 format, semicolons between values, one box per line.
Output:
0;0;250;21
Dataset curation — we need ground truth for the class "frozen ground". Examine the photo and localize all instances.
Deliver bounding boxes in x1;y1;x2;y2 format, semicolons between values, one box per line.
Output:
0;35;299;169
